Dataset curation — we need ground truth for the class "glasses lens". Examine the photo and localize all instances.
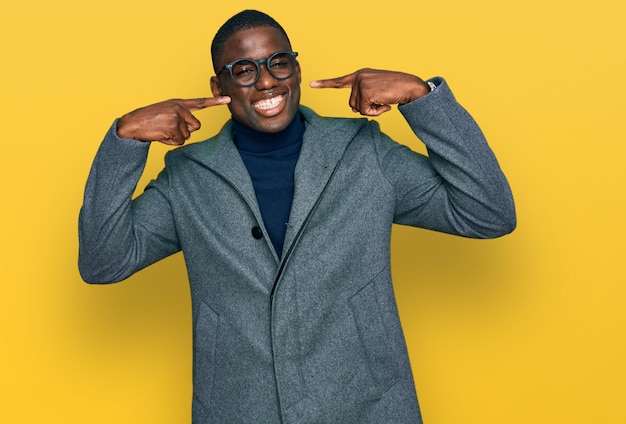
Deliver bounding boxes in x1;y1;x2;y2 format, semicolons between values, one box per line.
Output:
268;53;296;79
231;60;258;85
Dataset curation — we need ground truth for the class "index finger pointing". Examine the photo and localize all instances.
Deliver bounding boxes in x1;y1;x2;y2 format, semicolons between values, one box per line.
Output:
309;72;356;89
180;96;231;111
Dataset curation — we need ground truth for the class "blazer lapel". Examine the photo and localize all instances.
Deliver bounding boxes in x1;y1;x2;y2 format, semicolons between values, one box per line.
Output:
282;107;367;254
179;121;263;223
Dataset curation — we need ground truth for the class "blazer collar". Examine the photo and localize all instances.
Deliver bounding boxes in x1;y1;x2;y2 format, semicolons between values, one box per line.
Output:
178;105;367;259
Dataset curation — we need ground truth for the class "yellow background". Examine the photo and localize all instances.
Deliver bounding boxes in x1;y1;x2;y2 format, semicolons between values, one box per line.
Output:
1;0;624;422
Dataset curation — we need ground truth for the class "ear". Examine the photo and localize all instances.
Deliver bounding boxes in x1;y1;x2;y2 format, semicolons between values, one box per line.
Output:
296;62;302;84
210;76;223;97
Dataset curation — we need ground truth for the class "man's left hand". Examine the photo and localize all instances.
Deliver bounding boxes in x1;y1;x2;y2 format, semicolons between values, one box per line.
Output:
310;68;430;116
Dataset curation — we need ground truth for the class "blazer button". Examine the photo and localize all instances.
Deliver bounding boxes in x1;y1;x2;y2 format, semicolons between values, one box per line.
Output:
251;226;263;239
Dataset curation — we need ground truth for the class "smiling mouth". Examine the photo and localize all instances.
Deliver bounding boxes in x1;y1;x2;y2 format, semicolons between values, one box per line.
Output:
254;95;285;111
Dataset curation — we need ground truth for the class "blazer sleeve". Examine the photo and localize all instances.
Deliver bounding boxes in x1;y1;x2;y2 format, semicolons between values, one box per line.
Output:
78;121;181;284
375;77;516;238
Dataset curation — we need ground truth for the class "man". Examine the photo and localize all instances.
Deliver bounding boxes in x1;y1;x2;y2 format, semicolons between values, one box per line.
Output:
79;9;515;424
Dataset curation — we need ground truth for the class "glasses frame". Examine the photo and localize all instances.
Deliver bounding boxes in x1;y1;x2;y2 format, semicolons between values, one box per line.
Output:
216;51;299;87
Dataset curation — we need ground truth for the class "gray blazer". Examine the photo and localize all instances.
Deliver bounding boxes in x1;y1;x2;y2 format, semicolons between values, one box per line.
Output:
79;78;515;424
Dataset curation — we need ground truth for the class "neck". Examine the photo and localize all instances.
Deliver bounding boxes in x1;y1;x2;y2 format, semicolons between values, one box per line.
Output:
232;113;304;153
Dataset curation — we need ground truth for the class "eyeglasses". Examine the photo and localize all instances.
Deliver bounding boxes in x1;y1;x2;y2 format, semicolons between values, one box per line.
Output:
216;51;299;87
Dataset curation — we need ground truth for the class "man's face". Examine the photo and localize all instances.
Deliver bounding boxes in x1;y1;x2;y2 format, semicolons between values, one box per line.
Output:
210;26;301;134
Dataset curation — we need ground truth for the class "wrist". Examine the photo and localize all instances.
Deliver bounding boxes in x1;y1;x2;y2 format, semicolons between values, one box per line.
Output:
116;114;141;141
403;80;431;104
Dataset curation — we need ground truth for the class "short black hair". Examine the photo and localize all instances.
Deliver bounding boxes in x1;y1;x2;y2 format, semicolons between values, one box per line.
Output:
211;10;292;73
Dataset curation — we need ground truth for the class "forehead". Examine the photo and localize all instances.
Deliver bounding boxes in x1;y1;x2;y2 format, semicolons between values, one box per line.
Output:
219;26;291;65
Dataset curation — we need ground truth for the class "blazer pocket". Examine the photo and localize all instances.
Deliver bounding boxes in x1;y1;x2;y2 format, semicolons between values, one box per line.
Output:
348;276;400;395
193;301;219;407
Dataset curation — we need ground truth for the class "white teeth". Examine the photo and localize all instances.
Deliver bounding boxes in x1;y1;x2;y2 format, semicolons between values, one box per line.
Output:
254;95;284;110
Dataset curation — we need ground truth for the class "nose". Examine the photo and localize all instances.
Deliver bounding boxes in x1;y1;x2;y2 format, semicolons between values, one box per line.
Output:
254;63;278;89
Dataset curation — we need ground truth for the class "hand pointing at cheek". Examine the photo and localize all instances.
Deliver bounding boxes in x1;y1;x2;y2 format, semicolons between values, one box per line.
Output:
117;96;231;146
310;68;430;116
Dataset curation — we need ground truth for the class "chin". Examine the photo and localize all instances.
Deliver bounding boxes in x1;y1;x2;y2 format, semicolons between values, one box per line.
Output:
259;121;291;133
255;111;298;133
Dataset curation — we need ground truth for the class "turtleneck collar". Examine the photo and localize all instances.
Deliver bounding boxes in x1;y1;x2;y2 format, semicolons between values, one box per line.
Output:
232;112;305;154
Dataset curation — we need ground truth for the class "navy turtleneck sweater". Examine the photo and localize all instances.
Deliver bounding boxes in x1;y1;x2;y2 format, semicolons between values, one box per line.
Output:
232;113;305;258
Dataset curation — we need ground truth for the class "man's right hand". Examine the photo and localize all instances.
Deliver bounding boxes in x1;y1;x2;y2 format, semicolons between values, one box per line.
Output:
117;97;231;146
